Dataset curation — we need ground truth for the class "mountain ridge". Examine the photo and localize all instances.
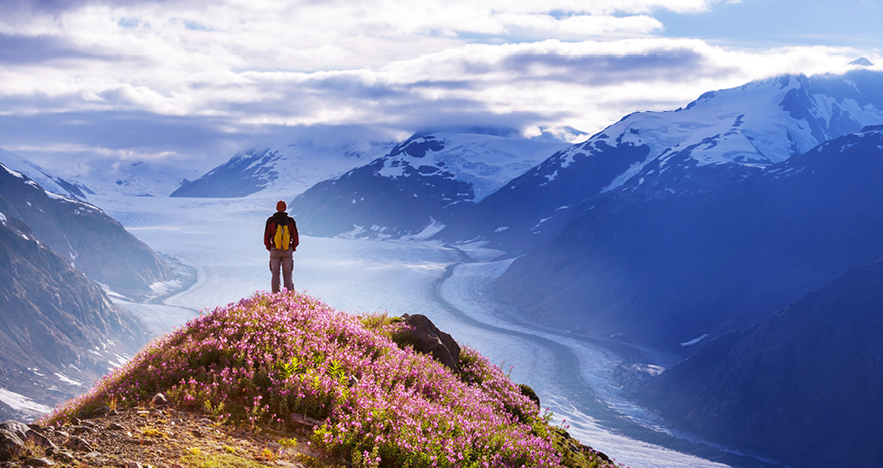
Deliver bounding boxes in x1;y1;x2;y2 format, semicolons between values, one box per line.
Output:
496;124;883;351
0;162;173;299
436;69;883;251
290;132;569;239
0;209;150;421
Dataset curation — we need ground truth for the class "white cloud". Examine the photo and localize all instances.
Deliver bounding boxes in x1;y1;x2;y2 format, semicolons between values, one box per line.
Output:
0;0;879;173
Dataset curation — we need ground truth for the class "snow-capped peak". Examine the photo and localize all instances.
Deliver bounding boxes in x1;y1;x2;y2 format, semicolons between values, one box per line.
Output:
371;132;570;202
541;71;883;194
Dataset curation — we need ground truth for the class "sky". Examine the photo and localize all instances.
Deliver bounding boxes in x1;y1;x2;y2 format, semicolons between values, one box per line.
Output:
0;0;880;176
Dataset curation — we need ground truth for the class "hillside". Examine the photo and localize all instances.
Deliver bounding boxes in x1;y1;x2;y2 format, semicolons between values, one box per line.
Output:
640;258;883;468
0;162;173;299
34;291;618;468
0;208;150;421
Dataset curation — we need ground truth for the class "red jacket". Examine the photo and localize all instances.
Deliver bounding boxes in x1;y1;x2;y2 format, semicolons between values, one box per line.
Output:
264;211;299;251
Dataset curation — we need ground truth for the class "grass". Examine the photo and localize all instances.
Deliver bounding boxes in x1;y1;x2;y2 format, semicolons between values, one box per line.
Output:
43;290;621;468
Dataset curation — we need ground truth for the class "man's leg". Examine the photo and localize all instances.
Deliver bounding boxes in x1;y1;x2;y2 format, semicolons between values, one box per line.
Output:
269;250;282;293
281;252;294;291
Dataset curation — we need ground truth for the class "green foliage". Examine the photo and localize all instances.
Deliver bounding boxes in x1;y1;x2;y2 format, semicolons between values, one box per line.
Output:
182;452;268;468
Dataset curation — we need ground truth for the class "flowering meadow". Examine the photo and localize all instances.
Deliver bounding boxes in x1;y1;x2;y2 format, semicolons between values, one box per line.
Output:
45;291;619;468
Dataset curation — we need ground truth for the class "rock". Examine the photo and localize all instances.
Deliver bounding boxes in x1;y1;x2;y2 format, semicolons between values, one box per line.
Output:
24;426;40;434
401;314;461;373
107;423;125;431
63;437;93;452
346;374;359;388
23;432;55;453
0;429;25;462
52;452;74;464
82;452;101;460
126;462;143;468
517;383;541;408
290;414;322;427
0;423;28;442
70;427;91;436
150;393;169;407
23;458;53;467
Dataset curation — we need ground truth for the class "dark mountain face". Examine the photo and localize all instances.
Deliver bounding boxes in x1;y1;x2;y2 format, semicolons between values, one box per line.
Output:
639;258;883;468
0;164;172;299
0;212;150;421
437;137;650;252
496;127;883;350
171;149;281;198
436;70;883;252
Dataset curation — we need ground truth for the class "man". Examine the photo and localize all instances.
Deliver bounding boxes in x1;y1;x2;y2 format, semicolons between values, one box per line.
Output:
263;200;299;293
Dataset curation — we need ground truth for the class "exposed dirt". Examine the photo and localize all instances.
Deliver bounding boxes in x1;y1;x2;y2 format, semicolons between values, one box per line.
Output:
1;404;339;468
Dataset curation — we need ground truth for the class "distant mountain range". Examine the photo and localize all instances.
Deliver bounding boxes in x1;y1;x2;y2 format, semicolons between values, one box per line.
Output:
437;70;883;251
497;124;883;350
0;162;173;300
289;132;569;238
171;140;396;199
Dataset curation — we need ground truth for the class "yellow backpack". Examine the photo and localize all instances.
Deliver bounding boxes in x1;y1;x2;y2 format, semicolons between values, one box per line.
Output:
273;222;291;250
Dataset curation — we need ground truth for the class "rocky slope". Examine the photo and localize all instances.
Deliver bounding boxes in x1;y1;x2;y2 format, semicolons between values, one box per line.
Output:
640;258;883;468
0;163;172;299
0;210;150;422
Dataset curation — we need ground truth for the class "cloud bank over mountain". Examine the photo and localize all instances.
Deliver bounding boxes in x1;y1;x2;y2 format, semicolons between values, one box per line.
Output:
0;0;880;177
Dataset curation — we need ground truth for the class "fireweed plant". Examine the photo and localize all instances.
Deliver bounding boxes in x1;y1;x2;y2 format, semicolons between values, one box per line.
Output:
45;291;619;468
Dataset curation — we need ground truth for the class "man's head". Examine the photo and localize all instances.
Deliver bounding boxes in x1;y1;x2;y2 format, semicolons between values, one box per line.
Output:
276;200;287;212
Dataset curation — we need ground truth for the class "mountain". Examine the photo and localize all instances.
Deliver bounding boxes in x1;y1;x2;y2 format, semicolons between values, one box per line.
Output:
290;132;569;238
639;257;883;468
495;125;883;350
0;148;92;200
437;70;883;252
0;163;173;299
0;209;150;421
171;140;395;199
74;160;202;198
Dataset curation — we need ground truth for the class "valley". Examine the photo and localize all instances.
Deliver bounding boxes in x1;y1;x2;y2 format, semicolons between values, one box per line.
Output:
91;194;777;468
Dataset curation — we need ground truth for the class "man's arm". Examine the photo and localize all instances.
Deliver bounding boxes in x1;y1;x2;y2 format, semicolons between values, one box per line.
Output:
289;219;299;251
263;219;273;251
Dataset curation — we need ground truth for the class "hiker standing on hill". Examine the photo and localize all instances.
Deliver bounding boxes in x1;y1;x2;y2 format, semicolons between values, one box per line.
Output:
264;200;299;293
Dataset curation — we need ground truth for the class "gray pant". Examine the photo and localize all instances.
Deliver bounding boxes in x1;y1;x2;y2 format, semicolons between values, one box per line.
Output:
269;247;294;293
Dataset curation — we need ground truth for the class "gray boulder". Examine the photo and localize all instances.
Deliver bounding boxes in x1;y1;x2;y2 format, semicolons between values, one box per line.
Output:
0;428;25;462
401;314;461;373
